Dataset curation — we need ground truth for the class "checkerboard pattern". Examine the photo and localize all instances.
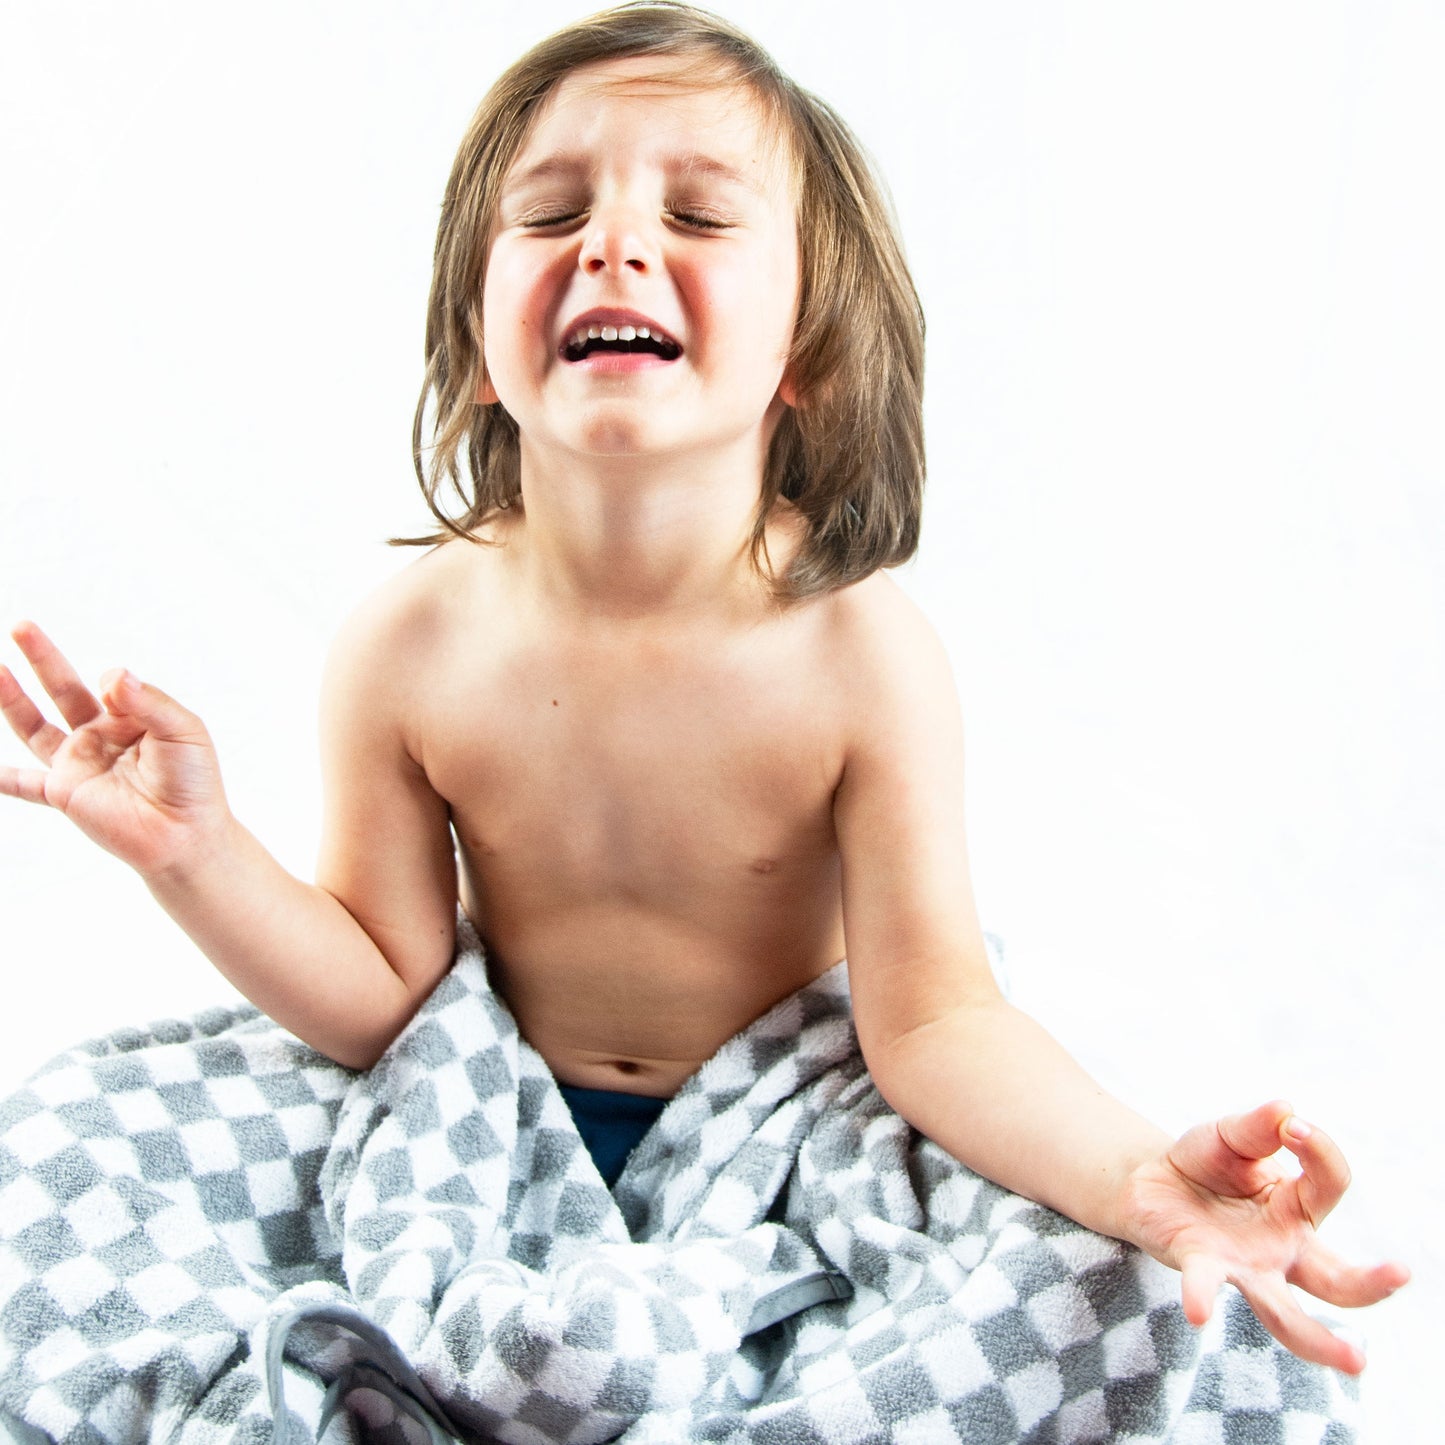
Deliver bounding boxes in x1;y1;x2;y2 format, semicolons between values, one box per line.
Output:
1;920;1360;1442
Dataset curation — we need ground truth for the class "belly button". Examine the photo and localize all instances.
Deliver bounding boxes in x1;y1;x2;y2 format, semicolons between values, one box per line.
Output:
750;857;778;875
613;1060;641;1075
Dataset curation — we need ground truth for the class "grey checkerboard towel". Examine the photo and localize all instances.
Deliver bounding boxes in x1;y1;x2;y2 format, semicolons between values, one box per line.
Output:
0;918;1359;1444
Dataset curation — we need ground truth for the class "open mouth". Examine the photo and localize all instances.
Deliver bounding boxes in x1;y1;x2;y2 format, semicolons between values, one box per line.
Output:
562;322;682;363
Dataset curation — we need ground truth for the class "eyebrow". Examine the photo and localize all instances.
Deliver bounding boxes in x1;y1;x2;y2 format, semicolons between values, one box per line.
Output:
503;151;766;196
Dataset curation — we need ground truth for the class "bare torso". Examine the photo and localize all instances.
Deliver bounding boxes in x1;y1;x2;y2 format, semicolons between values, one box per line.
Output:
399;529;851;1096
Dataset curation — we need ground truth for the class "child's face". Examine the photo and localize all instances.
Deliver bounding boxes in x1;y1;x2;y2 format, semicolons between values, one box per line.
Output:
481;57;800;472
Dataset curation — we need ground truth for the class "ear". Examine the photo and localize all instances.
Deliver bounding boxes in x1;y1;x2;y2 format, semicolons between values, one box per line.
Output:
475;369;498;406
778;370;798;409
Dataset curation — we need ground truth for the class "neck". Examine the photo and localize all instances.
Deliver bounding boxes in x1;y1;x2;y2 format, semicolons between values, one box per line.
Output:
507;437;779;622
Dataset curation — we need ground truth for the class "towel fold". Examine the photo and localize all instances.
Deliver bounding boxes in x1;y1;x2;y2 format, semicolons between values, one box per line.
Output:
0;917;1358;1442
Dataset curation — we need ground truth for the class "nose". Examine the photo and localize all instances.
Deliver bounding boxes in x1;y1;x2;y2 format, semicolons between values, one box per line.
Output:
578;202;656;276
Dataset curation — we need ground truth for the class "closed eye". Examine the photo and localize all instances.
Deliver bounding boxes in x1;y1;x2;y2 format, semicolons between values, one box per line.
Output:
519;210;587;230
516;209;733;232
668;211;733;231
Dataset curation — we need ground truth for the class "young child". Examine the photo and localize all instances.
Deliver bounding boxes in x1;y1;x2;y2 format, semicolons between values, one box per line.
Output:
0;0;1407;1421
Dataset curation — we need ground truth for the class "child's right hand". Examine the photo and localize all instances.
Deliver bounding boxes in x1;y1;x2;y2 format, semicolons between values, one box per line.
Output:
0;621;231;879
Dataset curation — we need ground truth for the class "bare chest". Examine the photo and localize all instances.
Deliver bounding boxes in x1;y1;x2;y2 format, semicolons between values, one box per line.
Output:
422;634;844;893
409;627;848;1090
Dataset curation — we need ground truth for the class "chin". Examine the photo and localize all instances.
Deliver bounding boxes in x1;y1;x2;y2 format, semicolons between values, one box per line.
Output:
569;412;674;458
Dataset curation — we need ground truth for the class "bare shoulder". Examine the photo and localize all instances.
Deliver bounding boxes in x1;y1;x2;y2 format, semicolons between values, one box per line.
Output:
321;536;502;741
811;571;959;736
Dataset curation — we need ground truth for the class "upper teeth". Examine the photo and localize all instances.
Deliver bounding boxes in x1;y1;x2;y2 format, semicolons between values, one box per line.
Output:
568;322;668;349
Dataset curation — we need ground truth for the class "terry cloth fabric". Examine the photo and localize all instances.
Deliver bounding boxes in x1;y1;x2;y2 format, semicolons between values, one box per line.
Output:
0;917;1359;1444
556;1087;668;1190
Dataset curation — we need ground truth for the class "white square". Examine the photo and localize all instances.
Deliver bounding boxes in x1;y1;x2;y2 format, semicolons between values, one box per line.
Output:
147;1048;201;1086
306;1064;354;1103
377;1242;439;1296
1285;1407;1355;1443
277;1103;334;1152
480;1093;519;1150
108;1088;175;1134
1055;1387;1110;1442
29;1068;97;1108
0;1171;63;1234
804;1374;882;1444
922;1171;982;1231
993;1221;1039;1257
142;1199;212;1260
208;1284;269;1331
987;1193;1034;1231
203;1075;268;1119
25;1386;82;1443
1168;1413;1226;1444
430;1058;475;1121
846;1299;903;1348
87;1136;141;1180
1048;1229;1123;1275
915;1322;995;1400
1219;1347;1282;1412
125;1261;204;1320
694;1176;758;1230
42;1252;118;1314
407;1130;461;1192
179;1118;242;1173
1102;1314;1159;1381
25;1323;93;1384
1027;1280;1101;1352
1003;1358;1063;1434
606;1294;658;1358
244;1157;303;1213
795;1313;858;1366
959;1260;1018;1317
212;1217;264;1269
3;1111;71;1168
63;1182;135;1250
814;1216;854;1266
530;1343;613;1408
892;1408;963;1445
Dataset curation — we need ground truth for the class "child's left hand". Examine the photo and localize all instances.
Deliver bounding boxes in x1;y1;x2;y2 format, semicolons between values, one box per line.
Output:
1118;1100;1410;1374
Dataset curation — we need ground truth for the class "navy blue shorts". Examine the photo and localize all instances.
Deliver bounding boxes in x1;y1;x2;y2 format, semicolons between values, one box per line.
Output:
558;1083;669;1188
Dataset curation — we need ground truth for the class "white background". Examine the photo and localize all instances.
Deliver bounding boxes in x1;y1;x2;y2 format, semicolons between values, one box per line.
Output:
1;2;1438;1437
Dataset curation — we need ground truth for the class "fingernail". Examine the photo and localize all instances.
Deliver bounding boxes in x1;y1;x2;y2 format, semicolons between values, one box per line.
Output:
1283;1116;1312;1141
102;669;138;702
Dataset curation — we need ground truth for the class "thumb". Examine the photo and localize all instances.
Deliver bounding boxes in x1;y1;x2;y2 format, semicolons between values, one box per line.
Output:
100;669;209;744
1179;1252;1228;1326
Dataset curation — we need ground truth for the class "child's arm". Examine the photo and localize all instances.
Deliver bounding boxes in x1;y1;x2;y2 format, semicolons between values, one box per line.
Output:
0;614;457;1069
832;582;1408;1374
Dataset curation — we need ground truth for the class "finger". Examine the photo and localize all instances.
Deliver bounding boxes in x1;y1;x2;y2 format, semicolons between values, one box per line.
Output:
1279;1117;1351;1228
10;621;102;730
0;663;69;763
0;762;53;806
1179;1253;1227;1327
99;671;209;746
1168;1104;1291;1197
1236;1271;1366;1376
1215;1099;1294;1163
1289;1243;1412;1310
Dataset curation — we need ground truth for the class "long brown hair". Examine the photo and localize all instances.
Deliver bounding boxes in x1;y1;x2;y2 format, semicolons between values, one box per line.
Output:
400;1;925;600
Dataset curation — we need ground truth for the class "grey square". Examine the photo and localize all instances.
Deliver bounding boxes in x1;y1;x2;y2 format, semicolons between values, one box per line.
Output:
229;1114;290;1163
193;1170;255;1224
